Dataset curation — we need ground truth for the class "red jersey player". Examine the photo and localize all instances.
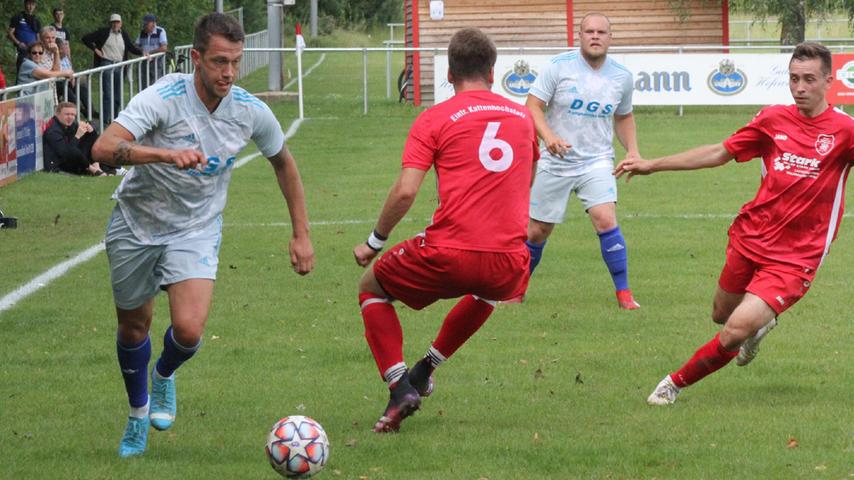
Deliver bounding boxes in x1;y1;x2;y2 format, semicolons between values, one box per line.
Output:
353;28;539;431
614;42;854;405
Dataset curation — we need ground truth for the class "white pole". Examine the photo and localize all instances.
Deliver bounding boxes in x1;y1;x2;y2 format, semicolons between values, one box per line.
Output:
363;48;368;114
297;47;304;119
215;0;224;13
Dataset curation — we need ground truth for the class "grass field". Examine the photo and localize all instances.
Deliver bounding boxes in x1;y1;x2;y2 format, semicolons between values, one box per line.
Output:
1;48;853;480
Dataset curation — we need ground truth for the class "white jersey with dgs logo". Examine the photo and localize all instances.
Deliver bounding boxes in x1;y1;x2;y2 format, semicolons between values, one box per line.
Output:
112;73;285;243
528;51;633;177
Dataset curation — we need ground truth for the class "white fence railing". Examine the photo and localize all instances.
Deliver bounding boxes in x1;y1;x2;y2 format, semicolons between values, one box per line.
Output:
0;53;168;133
243;43;854;117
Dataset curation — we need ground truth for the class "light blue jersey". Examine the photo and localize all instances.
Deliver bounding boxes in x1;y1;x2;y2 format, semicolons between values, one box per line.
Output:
112;73;285;243
529;51;633;176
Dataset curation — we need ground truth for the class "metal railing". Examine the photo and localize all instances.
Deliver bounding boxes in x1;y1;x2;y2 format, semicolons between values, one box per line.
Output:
243;43;854;117
0;53;168;133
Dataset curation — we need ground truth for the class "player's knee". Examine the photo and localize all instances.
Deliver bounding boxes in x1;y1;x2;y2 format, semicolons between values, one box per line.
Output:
711;300;733;324
528;220;553;243
117;321;149;344
711;308;728;324
171;324;204;347
719;321;752;348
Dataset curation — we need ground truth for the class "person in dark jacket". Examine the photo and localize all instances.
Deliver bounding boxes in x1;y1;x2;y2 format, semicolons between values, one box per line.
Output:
81;14;145;123
7;0;41;73
43;102;112;175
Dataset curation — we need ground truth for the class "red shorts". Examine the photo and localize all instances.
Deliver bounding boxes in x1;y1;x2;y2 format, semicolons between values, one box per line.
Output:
718;243;814;315
372;236;530;310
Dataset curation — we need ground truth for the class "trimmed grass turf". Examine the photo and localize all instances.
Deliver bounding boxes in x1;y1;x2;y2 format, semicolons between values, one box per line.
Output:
1;51;853;478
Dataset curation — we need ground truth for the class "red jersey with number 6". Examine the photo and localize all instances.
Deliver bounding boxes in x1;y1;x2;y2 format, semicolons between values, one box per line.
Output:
402;90;539;252
723;104;854;270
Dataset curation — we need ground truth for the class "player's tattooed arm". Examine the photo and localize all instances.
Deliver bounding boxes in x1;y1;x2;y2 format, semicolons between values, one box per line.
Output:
112;141;135;165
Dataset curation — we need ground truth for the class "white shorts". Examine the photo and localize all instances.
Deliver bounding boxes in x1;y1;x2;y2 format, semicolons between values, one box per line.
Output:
105;206;222;310
529;167;617;223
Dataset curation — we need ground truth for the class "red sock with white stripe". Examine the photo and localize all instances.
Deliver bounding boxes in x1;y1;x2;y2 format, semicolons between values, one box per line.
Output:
671;333;738;388
359;292;405;385
432;295;495;360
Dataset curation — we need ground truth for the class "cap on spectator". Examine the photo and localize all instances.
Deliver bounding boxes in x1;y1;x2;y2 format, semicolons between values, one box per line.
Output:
109;13;122;23
143;13;157;24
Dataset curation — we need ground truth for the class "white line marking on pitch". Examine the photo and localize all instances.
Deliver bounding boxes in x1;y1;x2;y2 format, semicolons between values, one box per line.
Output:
0;116;307;316
284;53;327;90
0;243;106;313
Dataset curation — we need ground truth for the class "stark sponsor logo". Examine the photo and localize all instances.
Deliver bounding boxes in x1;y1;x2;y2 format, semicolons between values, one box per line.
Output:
772;152;821;178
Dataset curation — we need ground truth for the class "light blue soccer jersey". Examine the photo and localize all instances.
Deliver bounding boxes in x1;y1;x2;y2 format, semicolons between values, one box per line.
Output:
112;73;285;243
528;51;633;176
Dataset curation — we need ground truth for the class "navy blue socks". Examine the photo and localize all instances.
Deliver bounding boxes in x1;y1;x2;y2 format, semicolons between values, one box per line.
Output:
598;226;629;291
116;335;151;409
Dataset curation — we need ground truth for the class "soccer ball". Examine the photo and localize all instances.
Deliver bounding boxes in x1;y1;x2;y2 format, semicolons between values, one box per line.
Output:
265;415;330;478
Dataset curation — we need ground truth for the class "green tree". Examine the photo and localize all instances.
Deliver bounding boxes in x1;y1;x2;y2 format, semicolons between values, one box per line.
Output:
672;0;854;45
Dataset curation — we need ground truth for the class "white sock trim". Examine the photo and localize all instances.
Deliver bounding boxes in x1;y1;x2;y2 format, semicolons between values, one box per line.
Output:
426;346;447;368
129;398;150;419
383;362;407;386
472;295;498;307
360;297;391;310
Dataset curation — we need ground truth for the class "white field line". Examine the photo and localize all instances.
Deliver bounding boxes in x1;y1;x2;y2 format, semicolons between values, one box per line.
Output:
0;243;106;313
0;116;310;316
284;53;327;90
6;205;854;314
222;212;854;228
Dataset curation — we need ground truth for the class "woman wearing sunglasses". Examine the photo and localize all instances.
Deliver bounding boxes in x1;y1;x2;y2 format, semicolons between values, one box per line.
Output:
16;41;73;96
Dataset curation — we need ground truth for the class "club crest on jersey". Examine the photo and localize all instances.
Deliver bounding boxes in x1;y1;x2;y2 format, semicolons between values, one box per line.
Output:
815;134;835;156
501;59;537;97
707;59;747;96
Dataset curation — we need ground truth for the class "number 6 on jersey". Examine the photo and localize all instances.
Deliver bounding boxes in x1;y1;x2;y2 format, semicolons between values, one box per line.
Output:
478;122;514;172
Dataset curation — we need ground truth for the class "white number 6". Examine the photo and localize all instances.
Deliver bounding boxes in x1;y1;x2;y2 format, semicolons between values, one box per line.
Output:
478;122;514;172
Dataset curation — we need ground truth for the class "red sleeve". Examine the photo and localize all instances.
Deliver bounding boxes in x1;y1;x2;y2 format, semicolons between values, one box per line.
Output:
723;109;772;163
402;111;436;171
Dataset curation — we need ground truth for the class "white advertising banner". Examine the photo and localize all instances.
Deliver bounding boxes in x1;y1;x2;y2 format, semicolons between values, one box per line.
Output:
434;53;791;106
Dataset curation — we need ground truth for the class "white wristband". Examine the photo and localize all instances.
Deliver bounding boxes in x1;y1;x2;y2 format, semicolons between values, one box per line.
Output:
366;230;386;251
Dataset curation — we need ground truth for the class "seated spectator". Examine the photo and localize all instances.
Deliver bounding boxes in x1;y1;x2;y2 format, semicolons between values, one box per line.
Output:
43;102;114;175
16;41;72;96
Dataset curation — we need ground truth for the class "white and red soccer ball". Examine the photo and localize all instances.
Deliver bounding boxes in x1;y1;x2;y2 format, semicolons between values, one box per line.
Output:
265;415;330;478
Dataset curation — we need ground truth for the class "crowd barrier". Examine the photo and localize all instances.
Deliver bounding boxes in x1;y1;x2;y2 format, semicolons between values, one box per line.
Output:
4;43;854;187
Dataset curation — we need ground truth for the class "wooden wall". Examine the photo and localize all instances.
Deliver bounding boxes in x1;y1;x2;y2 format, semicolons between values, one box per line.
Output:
405;0;726;105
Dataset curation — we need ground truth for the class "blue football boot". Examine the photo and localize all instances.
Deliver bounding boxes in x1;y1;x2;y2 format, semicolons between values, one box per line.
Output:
149;370;176;431
118;416;149;458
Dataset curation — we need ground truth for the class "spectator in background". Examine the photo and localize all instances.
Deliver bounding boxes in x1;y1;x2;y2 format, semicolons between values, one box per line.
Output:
51;7;69;45
36;26;60;71
43;101;113;175
56;38;92;118
82;14;144;123
0;65;6;88
8;0;42;73
16;41;72;96
136;13;168;88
